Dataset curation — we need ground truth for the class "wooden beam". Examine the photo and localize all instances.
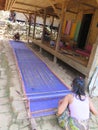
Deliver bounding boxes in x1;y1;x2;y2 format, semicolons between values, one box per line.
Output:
9;0;16;10
11;7;47;17
5;0;9;10
15;2;42;9
11;8;29;13
47;0;61;18
80;2;98;9
23;13;29;21
66;9;78;14
56;6;78;14
11;7;35;14
37;9;59;17
8;0;13;9
6;0;12;10
83;9;95;14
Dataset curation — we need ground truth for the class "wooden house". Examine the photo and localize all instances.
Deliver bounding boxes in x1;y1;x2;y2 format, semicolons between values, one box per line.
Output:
1;0;98;85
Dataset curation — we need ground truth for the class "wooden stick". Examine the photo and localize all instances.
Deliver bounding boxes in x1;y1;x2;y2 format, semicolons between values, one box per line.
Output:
31;108;57;114
16;89;70;96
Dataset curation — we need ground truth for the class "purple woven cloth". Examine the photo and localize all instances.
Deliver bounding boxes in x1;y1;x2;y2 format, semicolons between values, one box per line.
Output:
10;40;71;117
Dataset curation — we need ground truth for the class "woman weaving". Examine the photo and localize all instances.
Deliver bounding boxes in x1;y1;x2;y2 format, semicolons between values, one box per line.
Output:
57;76;98;130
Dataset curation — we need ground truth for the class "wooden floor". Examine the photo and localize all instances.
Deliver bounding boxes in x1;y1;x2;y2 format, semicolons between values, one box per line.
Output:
29;39;90;76
58;49;88;66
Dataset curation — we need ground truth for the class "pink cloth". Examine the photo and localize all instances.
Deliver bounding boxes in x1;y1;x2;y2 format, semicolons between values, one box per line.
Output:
69;95;89;120
75;45;92;57
65;20;72;35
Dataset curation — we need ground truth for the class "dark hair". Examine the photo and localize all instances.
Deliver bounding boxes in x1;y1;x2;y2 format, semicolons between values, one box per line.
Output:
72;76;86;101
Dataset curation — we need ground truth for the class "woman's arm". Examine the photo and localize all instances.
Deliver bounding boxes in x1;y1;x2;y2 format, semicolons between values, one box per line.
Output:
89;98;98;116
57;94;71;116
58;98;64;106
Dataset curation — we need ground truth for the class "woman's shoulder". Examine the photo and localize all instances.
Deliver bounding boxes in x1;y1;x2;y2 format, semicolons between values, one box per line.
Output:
64;93;74;103
64;93;73;98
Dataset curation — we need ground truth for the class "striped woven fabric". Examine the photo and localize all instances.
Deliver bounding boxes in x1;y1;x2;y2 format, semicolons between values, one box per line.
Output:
10;40;71;117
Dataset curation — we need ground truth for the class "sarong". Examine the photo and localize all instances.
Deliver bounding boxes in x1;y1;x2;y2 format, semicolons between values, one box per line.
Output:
57;110;89;130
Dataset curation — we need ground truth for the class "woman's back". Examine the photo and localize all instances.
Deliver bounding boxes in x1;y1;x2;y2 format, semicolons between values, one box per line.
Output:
57;76;98;130
69;94;89;120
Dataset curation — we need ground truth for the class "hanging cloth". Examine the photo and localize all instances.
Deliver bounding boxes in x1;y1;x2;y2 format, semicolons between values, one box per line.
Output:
65;20;72;35
74;21;81;42
69;22;77;39
62;19;67;34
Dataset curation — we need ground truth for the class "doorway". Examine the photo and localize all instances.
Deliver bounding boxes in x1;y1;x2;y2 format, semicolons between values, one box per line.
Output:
77;14;93;49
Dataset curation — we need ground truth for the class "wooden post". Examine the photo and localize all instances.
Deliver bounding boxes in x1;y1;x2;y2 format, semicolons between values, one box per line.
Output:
55;0;69;51
28;14;32;43
50;16;54;34
54;56;57;63
85;36;98;86
54;0;69;62
41;9;47;43
33;12;37;39
28;14;31;36
39;48;42;53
